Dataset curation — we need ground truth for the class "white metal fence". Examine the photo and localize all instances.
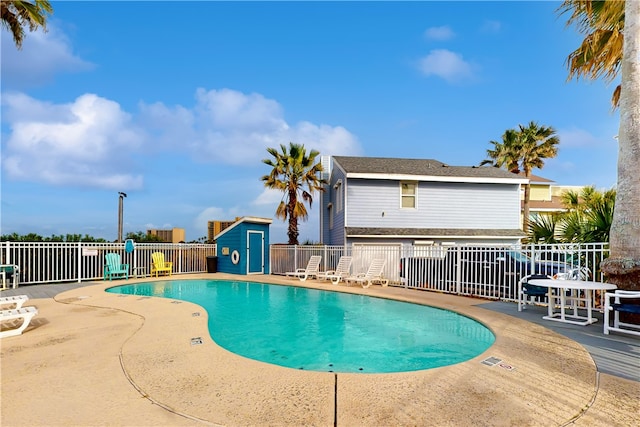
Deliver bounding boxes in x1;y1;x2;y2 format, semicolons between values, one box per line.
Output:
2;240;611;308
1;241;217;285
271;242;610;303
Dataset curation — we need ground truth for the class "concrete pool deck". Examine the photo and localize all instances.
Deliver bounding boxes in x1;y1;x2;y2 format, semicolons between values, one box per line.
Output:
1;273;638;426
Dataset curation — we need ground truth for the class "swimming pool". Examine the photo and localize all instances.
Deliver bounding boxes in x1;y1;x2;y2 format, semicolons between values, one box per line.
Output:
107;279;495;373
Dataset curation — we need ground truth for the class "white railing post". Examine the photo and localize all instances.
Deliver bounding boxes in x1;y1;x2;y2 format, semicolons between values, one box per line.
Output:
77;241;82;282
455;245;462;294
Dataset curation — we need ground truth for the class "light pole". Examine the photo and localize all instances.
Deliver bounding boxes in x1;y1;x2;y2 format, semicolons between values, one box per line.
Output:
118;192;127;243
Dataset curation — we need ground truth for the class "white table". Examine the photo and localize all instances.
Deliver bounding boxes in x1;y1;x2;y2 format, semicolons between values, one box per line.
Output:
529;279;617;326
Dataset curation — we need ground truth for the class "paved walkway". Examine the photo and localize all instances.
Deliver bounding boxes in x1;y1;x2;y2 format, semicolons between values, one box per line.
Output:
4;280;638;382
2;275;638;426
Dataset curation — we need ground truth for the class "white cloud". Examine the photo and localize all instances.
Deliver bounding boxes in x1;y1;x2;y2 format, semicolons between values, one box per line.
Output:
139;88;362;165
424;26;455;41
1;23;94;89
253;188;284;206
2;93;144;189
418;49;475;83
2;88;362;190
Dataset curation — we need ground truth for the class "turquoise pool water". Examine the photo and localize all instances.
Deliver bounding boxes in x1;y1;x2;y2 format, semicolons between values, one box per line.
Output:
107;279;495;373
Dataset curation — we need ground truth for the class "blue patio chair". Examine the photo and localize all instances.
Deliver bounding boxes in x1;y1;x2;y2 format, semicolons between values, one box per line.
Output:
518;274;551;311
103;253;129;281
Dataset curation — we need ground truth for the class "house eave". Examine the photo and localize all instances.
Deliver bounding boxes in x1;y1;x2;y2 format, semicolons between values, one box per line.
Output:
346;173;528;185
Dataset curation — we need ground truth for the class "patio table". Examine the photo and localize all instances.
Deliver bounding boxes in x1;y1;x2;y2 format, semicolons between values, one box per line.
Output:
529;279;617;326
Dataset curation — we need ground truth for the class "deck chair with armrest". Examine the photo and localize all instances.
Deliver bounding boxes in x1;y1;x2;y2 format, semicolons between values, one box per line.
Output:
518;274;552;311
345;259;388;289
151;252;173;277
317;256;353;285
286;255;322;281
103;253;129;281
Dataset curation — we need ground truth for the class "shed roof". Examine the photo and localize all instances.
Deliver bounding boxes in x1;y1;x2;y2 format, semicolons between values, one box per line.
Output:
214;216;272;240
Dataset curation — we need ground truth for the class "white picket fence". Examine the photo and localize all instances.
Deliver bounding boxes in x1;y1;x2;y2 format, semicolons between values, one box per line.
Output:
1;241;217;285
271;242;610;303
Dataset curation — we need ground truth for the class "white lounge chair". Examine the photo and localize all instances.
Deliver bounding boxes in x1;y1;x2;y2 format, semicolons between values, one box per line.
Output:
345;259;388;289
0;295;29;310
1;306;38;338
317;256;353;285
286;255;321;281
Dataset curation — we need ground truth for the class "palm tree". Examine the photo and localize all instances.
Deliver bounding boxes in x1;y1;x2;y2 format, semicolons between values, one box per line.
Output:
556;187;616;244
481;122;559;230
560;1;640;288
527;214;560;244
558;1;625;108
518;122;560;226
1;0;53;49
479;129;522;173
261;142;326;245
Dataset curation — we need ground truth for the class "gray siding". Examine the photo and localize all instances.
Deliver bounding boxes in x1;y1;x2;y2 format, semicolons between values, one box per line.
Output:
321;162;347;245
346;179;520;230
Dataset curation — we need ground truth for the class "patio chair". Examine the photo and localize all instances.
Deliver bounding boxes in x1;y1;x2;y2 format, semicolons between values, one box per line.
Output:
345;259;388;289
0;306;38;338
103;253;129;281
517;274;552;311
1;264;19;289
604;290;640;337
286;255;321;281
151;252;173;277
317;256;353;285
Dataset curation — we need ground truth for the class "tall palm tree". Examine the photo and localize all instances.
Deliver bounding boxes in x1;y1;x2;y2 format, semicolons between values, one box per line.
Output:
481;122;559;230
560;1;640;288
261;142;326;245
558;1;625;108
479;129;522;173
1;0;53;49
518;122;560;226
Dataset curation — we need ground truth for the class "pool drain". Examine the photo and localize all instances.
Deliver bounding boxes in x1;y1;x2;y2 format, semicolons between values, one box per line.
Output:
481;356;502;366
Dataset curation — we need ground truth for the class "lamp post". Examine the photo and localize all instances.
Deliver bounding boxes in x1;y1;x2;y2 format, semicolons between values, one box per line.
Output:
117;192;127;243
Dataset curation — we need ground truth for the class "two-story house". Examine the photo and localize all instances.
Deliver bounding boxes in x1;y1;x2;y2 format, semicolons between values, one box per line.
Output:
320;156;528;247
519;173;571;227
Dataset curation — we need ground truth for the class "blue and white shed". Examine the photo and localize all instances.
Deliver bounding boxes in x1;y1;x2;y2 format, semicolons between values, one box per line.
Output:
215;216;272;275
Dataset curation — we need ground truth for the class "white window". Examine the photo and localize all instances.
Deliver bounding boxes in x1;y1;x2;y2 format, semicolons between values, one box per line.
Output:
334;180;343;212
401;182;417;208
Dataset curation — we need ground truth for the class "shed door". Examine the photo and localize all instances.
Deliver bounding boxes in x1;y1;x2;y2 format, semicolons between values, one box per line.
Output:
247;231;264;274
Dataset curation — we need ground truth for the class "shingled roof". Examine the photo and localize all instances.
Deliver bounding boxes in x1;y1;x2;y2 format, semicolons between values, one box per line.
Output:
333;156;525;180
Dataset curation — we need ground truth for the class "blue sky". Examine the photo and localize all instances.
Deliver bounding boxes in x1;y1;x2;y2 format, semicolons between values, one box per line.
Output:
1;1;620;243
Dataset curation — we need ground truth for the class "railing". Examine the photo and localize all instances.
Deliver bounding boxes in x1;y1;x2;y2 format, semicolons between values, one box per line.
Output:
271;242;610;304
2;240;611;309
1;242;217;285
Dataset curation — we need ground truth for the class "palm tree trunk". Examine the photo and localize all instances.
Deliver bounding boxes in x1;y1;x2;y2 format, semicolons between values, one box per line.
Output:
287;189;299;245
601;0;640;289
